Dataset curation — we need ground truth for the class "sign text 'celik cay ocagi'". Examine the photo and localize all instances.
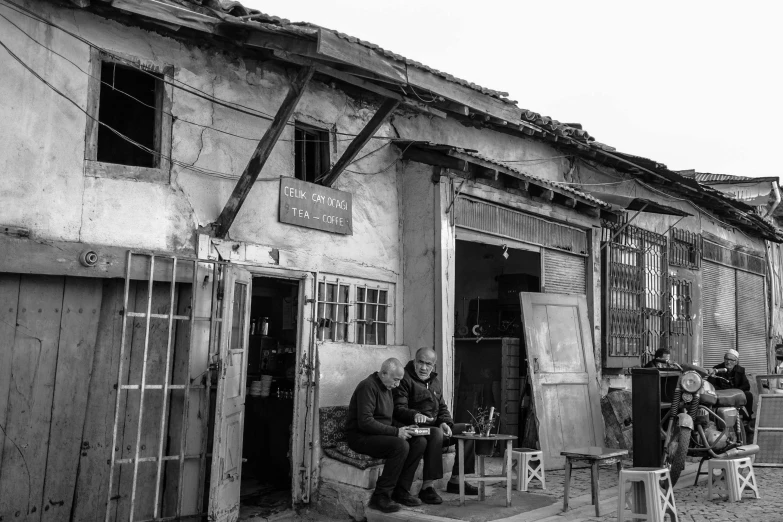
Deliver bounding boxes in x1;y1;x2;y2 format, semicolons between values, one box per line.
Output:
278;177;353;235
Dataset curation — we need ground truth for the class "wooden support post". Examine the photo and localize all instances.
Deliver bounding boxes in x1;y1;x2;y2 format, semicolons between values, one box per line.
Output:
212;66;315;238
564;197;577;208
541;188;555;201
321;98;400;187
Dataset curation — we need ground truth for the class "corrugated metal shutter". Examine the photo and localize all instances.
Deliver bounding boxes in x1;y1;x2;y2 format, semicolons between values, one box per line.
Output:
703;261;737;368
543;248;586;295
737;270;768;375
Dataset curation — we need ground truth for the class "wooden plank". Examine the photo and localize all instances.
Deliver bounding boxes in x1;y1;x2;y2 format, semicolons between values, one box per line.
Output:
0;235;193;282
0;275;64;519
316;29;407;84
0;274;21;476
41;278;104;522
84;48;101;161
213;66;315;238
322;98;400;187
71;279;126;522
111;0;218;33
406;66;522;123
402;147;468;171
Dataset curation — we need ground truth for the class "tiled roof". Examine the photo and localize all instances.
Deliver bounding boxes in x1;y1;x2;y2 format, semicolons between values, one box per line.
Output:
459;150;609;208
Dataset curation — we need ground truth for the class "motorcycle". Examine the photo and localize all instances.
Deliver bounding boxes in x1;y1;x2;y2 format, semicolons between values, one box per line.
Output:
660;363;759;485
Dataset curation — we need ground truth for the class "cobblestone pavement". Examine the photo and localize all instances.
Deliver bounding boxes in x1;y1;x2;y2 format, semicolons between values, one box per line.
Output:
577;467;783;522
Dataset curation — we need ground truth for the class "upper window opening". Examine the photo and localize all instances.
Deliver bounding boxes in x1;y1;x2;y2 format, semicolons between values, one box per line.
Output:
294;123;330;184
97;61;163;168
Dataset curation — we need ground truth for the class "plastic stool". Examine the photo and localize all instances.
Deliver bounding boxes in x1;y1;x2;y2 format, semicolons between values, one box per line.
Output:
617;467;677;522
502;447;545;491
707;457;759;502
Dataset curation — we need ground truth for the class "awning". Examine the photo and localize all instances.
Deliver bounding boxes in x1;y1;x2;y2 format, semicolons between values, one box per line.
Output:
582;190;692;216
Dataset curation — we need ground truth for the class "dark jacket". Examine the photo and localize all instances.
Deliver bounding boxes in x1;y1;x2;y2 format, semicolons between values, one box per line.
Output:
345;372;398;437
393;361;454;427
710;362;751;392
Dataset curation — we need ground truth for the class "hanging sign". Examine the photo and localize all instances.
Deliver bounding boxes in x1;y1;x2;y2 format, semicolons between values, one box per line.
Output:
279;177;353;235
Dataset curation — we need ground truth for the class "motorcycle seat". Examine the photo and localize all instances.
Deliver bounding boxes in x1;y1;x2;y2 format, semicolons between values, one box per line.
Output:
715;389;746;407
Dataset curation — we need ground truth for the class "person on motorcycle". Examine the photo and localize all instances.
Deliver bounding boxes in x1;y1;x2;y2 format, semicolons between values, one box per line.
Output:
708;349;754;423
643;348;681;369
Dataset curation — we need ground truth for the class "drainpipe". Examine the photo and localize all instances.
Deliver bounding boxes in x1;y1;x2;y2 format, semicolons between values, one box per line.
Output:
764;181;781;219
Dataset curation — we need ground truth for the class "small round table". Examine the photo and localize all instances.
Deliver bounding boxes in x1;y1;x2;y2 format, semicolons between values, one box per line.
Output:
452;434;518;507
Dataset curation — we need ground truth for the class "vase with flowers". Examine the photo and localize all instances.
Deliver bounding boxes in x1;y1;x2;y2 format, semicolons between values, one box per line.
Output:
467;406;500;456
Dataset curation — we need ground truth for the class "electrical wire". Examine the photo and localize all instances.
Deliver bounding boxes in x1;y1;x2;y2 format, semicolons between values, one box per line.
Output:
0;0;401;143
0;10;352;146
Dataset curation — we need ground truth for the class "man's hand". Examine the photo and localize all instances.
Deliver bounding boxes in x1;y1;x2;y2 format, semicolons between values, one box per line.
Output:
440;422;452;437
397;427;413;440
414;413;434;424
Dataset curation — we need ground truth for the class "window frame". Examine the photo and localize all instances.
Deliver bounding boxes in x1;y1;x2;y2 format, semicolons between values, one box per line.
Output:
294;122;331;185
84;49;173;184
315;275;394;345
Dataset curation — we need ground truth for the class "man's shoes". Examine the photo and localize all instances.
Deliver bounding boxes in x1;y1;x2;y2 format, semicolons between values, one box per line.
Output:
418;486;443;505
391;488;423;507
446;481;478;495
368;494;401;513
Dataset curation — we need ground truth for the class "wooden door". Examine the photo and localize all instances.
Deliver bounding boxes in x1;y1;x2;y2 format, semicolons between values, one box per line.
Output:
208;266;251;522
519;292;604;469
500;338;520;436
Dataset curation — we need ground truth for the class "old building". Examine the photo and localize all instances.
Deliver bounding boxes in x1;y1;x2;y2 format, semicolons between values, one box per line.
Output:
0;0;780;520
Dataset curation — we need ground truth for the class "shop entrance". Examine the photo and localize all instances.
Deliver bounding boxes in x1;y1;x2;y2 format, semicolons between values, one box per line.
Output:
204;275;303;520
453;239;540;442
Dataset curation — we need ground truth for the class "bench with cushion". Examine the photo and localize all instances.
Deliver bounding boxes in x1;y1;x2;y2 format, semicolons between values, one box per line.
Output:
319;406;454;491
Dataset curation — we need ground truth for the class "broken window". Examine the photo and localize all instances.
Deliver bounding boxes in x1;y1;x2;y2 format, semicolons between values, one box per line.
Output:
294;123;330;184
85;50;173;182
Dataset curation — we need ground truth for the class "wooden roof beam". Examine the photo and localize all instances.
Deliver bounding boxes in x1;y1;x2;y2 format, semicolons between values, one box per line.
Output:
212;66;315;238
321;98;401;187
271;51;445;118
403;147;469;172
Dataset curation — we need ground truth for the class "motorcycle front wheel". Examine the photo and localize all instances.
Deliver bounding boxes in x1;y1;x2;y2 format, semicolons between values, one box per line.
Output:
662;424;691;486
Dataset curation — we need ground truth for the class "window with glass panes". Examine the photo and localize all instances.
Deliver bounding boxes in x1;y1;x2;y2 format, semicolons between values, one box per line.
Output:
315;277;394;344
317;281;350;341
356;286;390;345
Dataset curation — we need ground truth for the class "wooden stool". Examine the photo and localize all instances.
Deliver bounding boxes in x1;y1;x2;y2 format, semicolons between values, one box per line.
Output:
502;447;545;491
707;457;759;502
617;467;677;522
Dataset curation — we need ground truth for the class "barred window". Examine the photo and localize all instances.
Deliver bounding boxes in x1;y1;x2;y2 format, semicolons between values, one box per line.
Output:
317;281;350;341
669;228;701;269
315;276;394;345
356;287;390;345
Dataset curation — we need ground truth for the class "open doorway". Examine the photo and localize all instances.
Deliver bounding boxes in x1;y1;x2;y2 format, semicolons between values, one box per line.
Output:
453;239;540;442
205;275;302;520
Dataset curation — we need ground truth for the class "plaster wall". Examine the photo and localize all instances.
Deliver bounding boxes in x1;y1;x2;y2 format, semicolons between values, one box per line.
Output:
0;2;402;283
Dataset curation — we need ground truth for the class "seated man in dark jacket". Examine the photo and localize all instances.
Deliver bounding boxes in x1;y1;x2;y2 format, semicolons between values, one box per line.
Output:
643;348;681;370
709;349;754;420
393;347;477;505
346;358;426;513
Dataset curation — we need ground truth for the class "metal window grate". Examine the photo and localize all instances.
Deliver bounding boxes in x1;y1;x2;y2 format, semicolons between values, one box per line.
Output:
356;287;390;345
667;279;693;363
317;280;350;342
602;221;669;363
107;252;221;521
669;228;701;269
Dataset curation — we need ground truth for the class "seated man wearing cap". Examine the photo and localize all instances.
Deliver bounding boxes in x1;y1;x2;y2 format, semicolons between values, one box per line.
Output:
709;349;754;421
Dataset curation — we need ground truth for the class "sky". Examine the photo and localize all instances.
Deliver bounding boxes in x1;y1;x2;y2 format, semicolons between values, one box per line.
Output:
243;0;782;180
